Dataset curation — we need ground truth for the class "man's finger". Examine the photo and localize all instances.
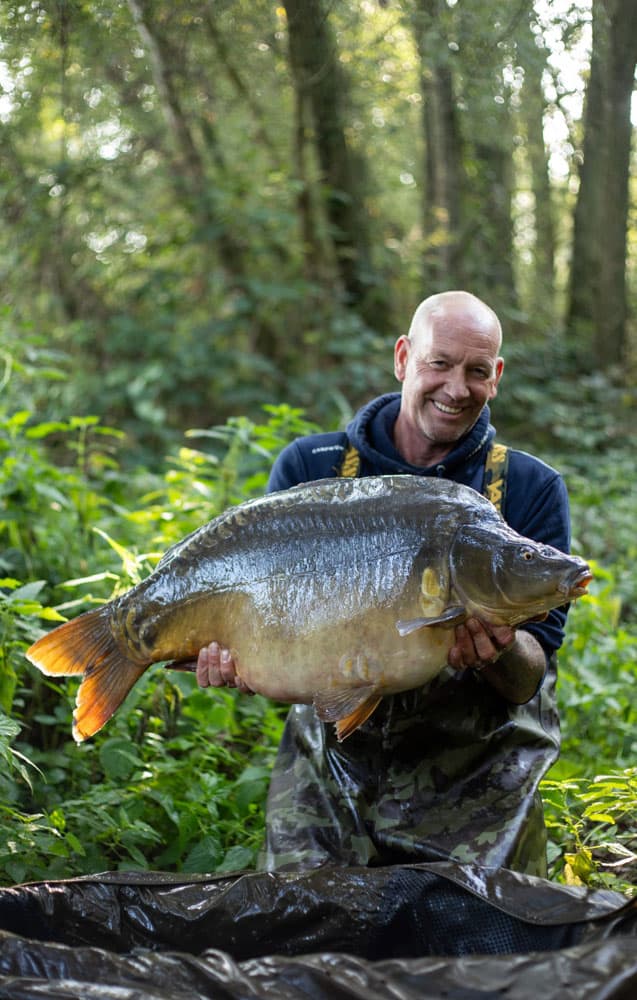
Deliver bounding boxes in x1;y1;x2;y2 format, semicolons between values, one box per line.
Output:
195;643;211;687
465;618;497;662
219;647;236;685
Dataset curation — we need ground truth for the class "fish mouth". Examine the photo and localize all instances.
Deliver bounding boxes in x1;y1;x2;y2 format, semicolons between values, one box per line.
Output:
559;565;593;599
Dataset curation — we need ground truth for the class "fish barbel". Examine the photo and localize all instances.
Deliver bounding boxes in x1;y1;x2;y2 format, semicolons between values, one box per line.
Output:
26;476;591;742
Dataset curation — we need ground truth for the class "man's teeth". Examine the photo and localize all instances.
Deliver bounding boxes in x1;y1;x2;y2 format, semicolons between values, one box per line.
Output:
433;401;463;414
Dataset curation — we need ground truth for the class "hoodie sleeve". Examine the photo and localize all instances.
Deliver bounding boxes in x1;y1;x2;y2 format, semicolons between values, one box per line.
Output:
267;434;350;493
267;441;309;493
504;452;573;658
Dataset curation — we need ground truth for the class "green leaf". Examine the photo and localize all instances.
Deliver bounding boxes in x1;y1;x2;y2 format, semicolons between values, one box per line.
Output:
182;836;221;873
0;715;21;743
217;845;254;873
26;421;71;439
9;581;46;601
37;607;68;622
99;738;141;781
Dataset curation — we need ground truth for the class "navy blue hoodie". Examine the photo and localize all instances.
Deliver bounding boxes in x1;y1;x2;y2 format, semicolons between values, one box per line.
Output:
268;392;571;658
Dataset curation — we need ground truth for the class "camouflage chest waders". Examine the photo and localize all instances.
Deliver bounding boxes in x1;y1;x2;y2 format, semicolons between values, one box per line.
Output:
261;442;560;875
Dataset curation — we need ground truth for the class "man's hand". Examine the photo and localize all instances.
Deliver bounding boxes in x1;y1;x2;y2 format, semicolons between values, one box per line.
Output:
448;618;515;671
196;642;255;694
449;617;546;704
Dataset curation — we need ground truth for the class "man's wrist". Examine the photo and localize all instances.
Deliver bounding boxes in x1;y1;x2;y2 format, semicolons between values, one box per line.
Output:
473;632;546;703
474;635;517;672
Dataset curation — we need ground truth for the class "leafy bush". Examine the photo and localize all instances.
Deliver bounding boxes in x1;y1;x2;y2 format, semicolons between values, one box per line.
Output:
7;683;285;883
0;403;310;884
542;769;637;897
543;564;637;896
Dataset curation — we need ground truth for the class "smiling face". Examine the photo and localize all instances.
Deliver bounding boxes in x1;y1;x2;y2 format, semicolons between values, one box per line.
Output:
393;292;504;467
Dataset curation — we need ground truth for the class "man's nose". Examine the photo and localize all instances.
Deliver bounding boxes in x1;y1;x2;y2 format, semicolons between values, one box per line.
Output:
444;368;470;399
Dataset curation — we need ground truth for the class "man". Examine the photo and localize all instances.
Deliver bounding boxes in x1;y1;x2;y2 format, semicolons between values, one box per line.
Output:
197;290;571;876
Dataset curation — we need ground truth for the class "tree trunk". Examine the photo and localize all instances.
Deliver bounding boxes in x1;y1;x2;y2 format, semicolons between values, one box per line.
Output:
470;137;517;305
457;0;519;312
202;6;279;164
126;0;247;281
282;0;385;321
412;0;465;289
291;67;331;286
411;0;519;312
518;20;556;321
567;0;637;367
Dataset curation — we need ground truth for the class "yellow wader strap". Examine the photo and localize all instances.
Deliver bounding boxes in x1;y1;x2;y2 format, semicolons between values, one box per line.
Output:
337;443;361;478
482;442;509;515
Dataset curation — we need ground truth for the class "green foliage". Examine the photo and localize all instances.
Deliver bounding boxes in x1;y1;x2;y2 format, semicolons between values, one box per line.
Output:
0;578;66;714
493;339;637;465
0;403;127;587
6;683;284;883
3;0;618;457
557;563;636;765
0;0;402;453
0;401;304;884
132;404;321;546
0;714;40;792
542;770;637;896
542;565;637;896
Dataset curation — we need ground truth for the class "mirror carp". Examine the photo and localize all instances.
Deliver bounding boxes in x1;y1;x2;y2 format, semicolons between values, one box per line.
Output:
26;476;591;742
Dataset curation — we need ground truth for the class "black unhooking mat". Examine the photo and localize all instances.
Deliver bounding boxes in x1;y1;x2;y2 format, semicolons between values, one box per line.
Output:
0;862;635;999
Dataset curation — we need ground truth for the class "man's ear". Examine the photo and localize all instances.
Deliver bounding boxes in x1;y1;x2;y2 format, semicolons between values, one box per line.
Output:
394;335;410;382
489;357;505;399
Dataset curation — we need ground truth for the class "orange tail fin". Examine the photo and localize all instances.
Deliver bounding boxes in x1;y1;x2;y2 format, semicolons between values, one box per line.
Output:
26;608;147;742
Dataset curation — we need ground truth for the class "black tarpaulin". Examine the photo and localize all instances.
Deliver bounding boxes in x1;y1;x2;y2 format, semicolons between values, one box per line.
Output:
0;862;635;999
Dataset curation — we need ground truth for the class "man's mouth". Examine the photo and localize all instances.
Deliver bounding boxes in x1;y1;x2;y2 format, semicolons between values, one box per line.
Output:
432;400;464;415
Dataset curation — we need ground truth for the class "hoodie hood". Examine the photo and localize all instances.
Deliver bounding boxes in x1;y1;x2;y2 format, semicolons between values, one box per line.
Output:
345;392;495;481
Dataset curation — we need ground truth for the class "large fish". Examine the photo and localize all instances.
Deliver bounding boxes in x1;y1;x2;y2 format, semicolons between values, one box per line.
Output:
27;476;591;742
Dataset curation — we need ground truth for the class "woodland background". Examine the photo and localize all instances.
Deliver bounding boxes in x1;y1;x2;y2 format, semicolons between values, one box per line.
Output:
0;0;636;894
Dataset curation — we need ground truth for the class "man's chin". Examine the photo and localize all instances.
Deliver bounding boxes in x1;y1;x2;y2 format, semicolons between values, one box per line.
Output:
422;417;475;446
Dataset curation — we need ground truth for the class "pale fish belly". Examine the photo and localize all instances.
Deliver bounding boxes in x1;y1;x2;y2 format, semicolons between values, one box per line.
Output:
230;613;454;704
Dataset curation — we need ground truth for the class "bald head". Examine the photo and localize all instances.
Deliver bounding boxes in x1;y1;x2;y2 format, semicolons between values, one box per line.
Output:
393;290;505;467
408;291;503;353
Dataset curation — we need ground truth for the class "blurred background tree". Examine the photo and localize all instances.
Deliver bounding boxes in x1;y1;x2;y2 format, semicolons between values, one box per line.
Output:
567;0;637;367
0;0;634;460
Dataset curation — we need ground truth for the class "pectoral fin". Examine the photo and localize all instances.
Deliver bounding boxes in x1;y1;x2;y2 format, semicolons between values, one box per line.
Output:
313;684;382;742
396;605;467;636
